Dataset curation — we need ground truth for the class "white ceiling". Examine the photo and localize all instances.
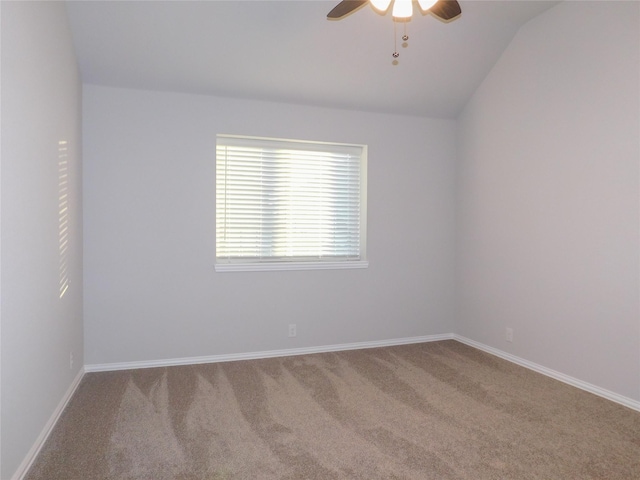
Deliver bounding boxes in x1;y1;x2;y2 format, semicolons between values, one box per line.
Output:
66;0;559;118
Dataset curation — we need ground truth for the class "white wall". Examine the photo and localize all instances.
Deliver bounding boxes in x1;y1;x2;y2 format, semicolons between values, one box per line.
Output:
1;2;83;478
456;1;640;402
83;86;457;366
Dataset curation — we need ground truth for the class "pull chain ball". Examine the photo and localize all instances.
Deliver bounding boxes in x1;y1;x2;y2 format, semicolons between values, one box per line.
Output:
402;34;409;41
392;51;400;58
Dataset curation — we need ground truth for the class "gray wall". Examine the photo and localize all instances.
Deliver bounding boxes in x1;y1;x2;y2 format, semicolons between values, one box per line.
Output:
1;2;84;478
456;1;640;401
82;86;457;366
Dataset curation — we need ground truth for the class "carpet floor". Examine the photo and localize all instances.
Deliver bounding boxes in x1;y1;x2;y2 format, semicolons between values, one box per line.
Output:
25;340;640;479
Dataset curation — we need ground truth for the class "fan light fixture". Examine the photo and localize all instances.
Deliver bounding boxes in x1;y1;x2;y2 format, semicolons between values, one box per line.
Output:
370;0;440;19
369;0;441;62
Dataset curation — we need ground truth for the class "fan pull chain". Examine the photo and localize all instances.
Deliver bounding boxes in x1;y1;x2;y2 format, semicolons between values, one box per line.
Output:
402;21;409;47
392;21;399;59
392;20;409;65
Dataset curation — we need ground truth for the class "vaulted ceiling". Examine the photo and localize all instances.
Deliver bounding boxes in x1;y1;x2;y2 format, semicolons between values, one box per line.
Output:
66;1;559;118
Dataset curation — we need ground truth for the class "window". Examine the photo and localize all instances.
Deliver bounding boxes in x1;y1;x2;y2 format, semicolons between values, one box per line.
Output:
216;135;367;272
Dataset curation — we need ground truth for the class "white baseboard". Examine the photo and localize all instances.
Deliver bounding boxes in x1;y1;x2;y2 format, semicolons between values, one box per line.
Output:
84;334;455;372
453;335;640;413
85;334;640;412
13;367;85;480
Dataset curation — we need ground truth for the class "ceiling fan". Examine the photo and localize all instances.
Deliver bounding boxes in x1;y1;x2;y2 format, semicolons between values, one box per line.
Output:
327;0;461;62
327;0;462;22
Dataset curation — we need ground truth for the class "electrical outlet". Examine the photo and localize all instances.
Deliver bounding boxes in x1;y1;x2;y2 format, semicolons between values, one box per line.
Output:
70;352;74;370
288;324;297;338
505;327;514;343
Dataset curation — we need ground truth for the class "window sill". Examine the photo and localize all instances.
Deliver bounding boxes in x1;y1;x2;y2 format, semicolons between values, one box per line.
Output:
215;260;369;273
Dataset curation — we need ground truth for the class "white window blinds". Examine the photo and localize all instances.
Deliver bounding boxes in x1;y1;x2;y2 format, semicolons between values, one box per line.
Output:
216;135;366;268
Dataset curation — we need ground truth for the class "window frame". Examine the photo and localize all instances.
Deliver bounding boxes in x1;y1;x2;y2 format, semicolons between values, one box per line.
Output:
215;134;368;272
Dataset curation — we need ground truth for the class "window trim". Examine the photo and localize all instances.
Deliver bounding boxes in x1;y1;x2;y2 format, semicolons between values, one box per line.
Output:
215;134;368;272
215;260;369;273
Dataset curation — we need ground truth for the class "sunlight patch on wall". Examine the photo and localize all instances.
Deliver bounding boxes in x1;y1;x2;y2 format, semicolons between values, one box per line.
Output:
58;140;70;299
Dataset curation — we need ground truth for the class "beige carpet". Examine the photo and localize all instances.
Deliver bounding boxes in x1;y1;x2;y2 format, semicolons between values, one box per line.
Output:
25;341;640;479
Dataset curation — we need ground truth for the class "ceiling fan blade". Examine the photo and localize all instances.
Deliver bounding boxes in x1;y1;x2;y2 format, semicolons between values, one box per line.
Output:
327;0;369;19
429;0;461;21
